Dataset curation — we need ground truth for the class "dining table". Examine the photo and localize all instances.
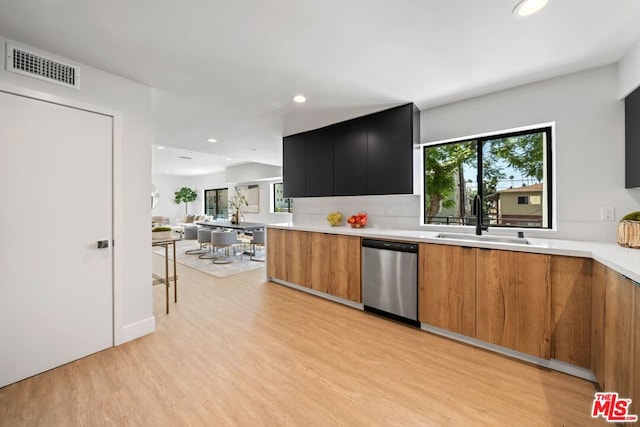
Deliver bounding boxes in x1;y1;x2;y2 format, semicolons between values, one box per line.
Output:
195;220;266;233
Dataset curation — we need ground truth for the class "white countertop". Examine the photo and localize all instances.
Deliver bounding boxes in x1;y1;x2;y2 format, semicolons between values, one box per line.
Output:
267;223;640;283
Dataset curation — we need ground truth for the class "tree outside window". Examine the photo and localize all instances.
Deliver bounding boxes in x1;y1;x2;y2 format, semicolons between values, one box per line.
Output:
273;182;292;213
423;126;552;229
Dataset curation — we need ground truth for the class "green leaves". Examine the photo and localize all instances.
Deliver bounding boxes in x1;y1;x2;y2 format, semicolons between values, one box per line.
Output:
174;187;197;214
174;187;197;204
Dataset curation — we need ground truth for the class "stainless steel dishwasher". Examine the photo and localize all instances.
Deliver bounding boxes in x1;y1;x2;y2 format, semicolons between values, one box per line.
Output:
361;239;419;326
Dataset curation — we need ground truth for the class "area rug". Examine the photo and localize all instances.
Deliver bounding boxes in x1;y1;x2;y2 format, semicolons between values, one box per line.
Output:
153;240;265;278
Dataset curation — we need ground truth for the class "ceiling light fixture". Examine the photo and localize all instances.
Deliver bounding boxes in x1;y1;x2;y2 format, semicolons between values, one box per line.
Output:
293;95;306;103
157;146;165;150
207;138;217;143
513;0;549;17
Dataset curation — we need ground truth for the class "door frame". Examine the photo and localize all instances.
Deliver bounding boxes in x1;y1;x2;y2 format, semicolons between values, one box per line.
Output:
0;81;124;346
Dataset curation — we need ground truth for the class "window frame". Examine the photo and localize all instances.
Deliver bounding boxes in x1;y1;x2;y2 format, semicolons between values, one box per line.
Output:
272;182;293;213
419;122;555;232
204;187;229;219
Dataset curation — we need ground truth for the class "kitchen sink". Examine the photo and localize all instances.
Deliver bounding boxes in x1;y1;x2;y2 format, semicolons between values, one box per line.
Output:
435;232;530;245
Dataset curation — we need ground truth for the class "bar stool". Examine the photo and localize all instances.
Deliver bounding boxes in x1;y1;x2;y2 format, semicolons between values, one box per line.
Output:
250;230;265;262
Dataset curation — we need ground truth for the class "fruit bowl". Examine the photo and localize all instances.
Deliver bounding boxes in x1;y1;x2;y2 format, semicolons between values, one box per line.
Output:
326;211;343;226
347;212;367;228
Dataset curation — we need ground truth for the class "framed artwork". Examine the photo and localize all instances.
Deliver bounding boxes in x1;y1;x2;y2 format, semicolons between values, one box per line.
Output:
236;184;260;213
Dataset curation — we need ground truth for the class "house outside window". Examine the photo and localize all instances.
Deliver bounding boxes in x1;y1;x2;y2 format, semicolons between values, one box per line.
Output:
204;188;228;219
422;125;552;229
273;182;292;213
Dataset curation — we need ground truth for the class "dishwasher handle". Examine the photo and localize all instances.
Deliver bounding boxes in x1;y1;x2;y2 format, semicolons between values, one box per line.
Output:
362;239;418;253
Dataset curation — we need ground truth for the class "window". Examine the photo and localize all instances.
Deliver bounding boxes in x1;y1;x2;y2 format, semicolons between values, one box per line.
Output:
422;125;552;229
204;188;228;219
273;182;293;213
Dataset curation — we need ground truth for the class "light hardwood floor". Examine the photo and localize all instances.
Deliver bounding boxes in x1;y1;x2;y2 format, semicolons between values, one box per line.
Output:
0;253;603;426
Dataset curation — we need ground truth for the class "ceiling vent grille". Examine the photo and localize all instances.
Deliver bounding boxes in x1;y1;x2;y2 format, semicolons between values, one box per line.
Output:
5;42;80;89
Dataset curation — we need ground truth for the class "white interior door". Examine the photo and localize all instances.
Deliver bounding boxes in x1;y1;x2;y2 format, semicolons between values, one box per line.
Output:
0;90;113;388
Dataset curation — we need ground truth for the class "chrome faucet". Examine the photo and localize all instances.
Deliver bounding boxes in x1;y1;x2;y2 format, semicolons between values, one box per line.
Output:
473;194;488;236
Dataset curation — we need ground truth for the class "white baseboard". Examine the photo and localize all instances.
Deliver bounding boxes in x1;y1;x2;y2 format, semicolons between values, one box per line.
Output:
116;316;156;345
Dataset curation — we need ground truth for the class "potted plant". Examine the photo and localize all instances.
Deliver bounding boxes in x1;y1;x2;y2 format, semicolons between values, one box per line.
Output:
152;226;173;240
174;187;197;215
229;187;248;224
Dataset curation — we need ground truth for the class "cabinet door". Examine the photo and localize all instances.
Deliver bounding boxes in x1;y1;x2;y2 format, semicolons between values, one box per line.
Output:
282;133;306;197
333;117;368;196
285;230;310;287
625;86;640;188
366;104;413;195
591;261;607;389
604;270;635;399
266;228;286;281
550;256;592;369
419;244;476;337
305;126;334;197
329;235;361;302
476;249;551;359
308;233;331;293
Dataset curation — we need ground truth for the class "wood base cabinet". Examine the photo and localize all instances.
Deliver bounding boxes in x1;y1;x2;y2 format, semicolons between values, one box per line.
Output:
603;269;635;400
419;244;476;337
308;232;363;302
592;261;638;403
591;262;607;388
266;228;287;281
550;256;592;369
475;249;551;359
268;229;361;303
266;228;310;287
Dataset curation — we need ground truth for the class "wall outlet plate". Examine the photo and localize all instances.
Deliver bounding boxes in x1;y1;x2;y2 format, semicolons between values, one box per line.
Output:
600;207;615;221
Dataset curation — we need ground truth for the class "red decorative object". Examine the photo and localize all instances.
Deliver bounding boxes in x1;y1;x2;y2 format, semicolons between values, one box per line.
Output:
347;212;368;228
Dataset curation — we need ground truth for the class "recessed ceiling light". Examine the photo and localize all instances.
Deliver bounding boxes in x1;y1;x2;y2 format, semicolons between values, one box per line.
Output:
513;0;549;18
157;146;165;150
293;95;306;103
226;157;232;161
207;138;217;143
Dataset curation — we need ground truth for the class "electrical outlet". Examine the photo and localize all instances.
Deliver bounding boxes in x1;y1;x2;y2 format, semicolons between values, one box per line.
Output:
600;207;615;221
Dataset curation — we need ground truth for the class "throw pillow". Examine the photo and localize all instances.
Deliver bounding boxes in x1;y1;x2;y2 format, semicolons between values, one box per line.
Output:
185;215;195;223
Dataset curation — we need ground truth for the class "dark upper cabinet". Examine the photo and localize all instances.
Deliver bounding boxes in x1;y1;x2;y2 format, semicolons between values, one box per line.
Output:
366;104;415;195
626;87;640;188
333;116;368;196
305;126;334;197
282;133;306;198
282;103;420;197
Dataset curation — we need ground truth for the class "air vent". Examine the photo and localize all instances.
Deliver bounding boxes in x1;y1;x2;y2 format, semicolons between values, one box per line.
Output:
178;156;193;160
5;42;80;89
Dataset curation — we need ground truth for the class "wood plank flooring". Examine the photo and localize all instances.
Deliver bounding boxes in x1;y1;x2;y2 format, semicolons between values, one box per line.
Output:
0;253;603;426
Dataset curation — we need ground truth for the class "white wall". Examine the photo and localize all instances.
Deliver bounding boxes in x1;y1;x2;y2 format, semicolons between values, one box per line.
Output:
158;171;294;225
619;39;640;98
152;173;197;222
0;37;154;343
294;65;640;242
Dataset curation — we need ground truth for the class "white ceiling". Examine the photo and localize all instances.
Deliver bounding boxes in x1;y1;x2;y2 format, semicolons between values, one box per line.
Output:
1;0;640;176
